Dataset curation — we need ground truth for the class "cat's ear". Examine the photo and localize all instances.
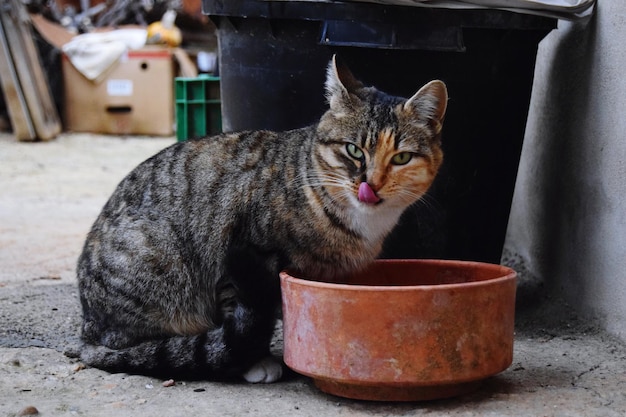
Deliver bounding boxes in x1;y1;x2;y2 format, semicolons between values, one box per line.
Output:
325;55;363;112
404;80;448;134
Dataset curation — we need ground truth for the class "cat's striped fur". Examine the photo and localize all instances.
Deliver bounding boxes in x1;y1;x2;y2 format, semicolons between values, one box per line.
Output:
75;56;448;382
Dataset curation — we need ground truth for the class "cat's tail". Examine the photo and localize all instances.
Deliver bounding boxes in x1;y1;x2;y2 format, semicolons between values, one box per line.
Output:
69;328;282;383
74;330;234;378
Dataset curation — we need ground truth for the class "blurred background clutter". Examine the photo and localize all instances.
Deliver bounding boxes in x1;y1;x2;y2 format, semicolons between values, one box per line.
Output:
0;0;218;140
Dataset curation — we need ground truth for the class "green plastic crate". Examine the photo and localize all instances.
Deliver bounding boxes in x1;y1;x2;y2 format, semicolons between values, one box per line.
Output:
175;75;222;141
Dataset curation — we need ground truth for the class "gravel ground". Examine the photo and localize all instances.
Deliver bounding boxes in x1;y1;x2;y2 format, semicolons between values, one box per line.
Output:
1;132;625;417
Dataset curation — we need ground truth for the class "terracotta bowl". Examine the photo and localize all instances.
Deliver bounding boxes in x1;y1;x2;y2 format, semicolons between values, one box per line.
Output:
280;259;517;401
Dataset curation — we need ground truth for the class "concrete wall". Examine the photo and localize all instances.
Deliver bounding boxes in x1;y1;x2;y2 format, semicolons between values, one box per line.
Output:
505;1;626;341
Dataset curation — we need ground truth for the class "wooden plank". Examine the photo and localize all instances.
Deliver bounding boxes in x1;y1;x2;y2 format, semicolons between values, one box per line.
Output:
172;47;198;78
0;11;36;141
1;0;61;141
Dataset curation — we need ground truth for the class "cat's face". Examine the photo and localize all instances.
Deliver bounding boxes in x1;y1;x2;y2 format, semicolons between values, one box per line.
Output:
314;57;447;212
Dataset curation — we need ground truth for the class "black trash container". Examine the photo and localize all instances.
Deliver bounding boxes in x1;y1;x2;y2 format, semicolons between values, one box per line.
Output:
204;0;556;264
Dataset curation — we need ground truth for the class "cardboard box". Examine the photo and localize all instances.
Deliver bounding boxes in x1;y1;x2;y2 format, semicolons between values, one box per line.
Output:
63;47;174;136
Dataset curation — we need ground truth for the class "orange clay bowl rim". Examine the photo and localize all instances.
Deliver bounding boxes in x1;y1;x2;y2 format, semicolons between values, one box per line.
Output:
280;259;516;291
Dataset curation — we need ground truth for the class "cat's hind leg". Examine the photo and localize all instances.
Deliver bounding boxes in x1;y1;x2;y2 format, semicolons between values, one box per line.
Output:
77;302;281;382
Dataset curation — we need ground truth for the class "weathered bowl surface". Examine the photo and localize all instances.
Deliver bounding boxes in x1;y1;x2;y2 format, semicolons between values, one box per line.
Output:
280;259;517;401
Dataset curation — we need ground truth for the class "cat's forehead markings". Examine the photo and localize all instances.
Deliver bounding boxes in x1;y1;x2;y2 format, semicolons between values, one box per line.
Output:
362;130;372;150
377;128;396;151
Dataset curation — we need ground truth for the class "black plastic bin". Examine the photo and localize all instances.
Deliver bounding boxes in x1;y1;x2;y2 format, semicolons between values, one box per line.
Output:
204;0;556;264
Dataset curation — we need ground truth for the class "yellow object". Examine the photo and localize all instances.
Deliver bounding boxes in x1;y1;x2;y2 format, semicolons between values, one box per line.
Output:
147;10;182;47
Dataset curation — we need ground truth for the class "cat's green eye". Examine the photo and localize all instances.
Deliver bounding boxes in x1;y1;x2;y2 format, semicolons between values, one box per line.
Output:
391;152;413;165
346;143;364;160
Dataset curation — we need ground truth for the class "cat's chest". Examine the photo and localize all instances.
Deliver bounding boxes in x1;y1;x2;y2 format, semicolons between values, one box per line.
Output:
348;206;404;246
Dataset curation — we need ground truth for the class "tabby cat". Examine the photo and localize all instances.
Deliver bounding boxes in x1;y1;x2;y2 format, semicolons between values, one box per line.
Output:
75;56;447;383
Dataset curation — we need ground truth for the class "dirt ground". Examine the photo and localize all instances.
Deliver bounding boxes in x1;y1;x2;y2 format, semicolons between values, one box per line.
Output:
1;132;625;417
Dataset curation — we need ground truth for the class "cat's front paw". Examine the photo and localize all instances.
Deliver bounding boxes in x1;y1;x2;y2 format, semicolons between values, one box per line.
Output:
242;356;283;383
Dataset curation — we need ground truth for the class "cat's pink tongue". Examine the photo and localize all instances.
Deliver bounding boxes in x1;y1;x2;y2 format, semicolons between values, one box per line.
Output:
358;182;381;204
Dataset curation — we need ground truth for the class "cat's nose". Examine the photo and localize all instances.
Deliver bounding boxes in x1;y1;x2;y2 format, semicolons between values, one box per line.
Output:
366;168;386;193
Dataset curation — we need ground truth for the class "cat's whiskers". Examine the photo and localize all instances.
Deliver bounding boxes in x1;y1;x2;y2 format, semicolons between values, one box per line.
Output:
396;189;439;213
415;193;441;214
302;172;353;192
381;187;419;206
